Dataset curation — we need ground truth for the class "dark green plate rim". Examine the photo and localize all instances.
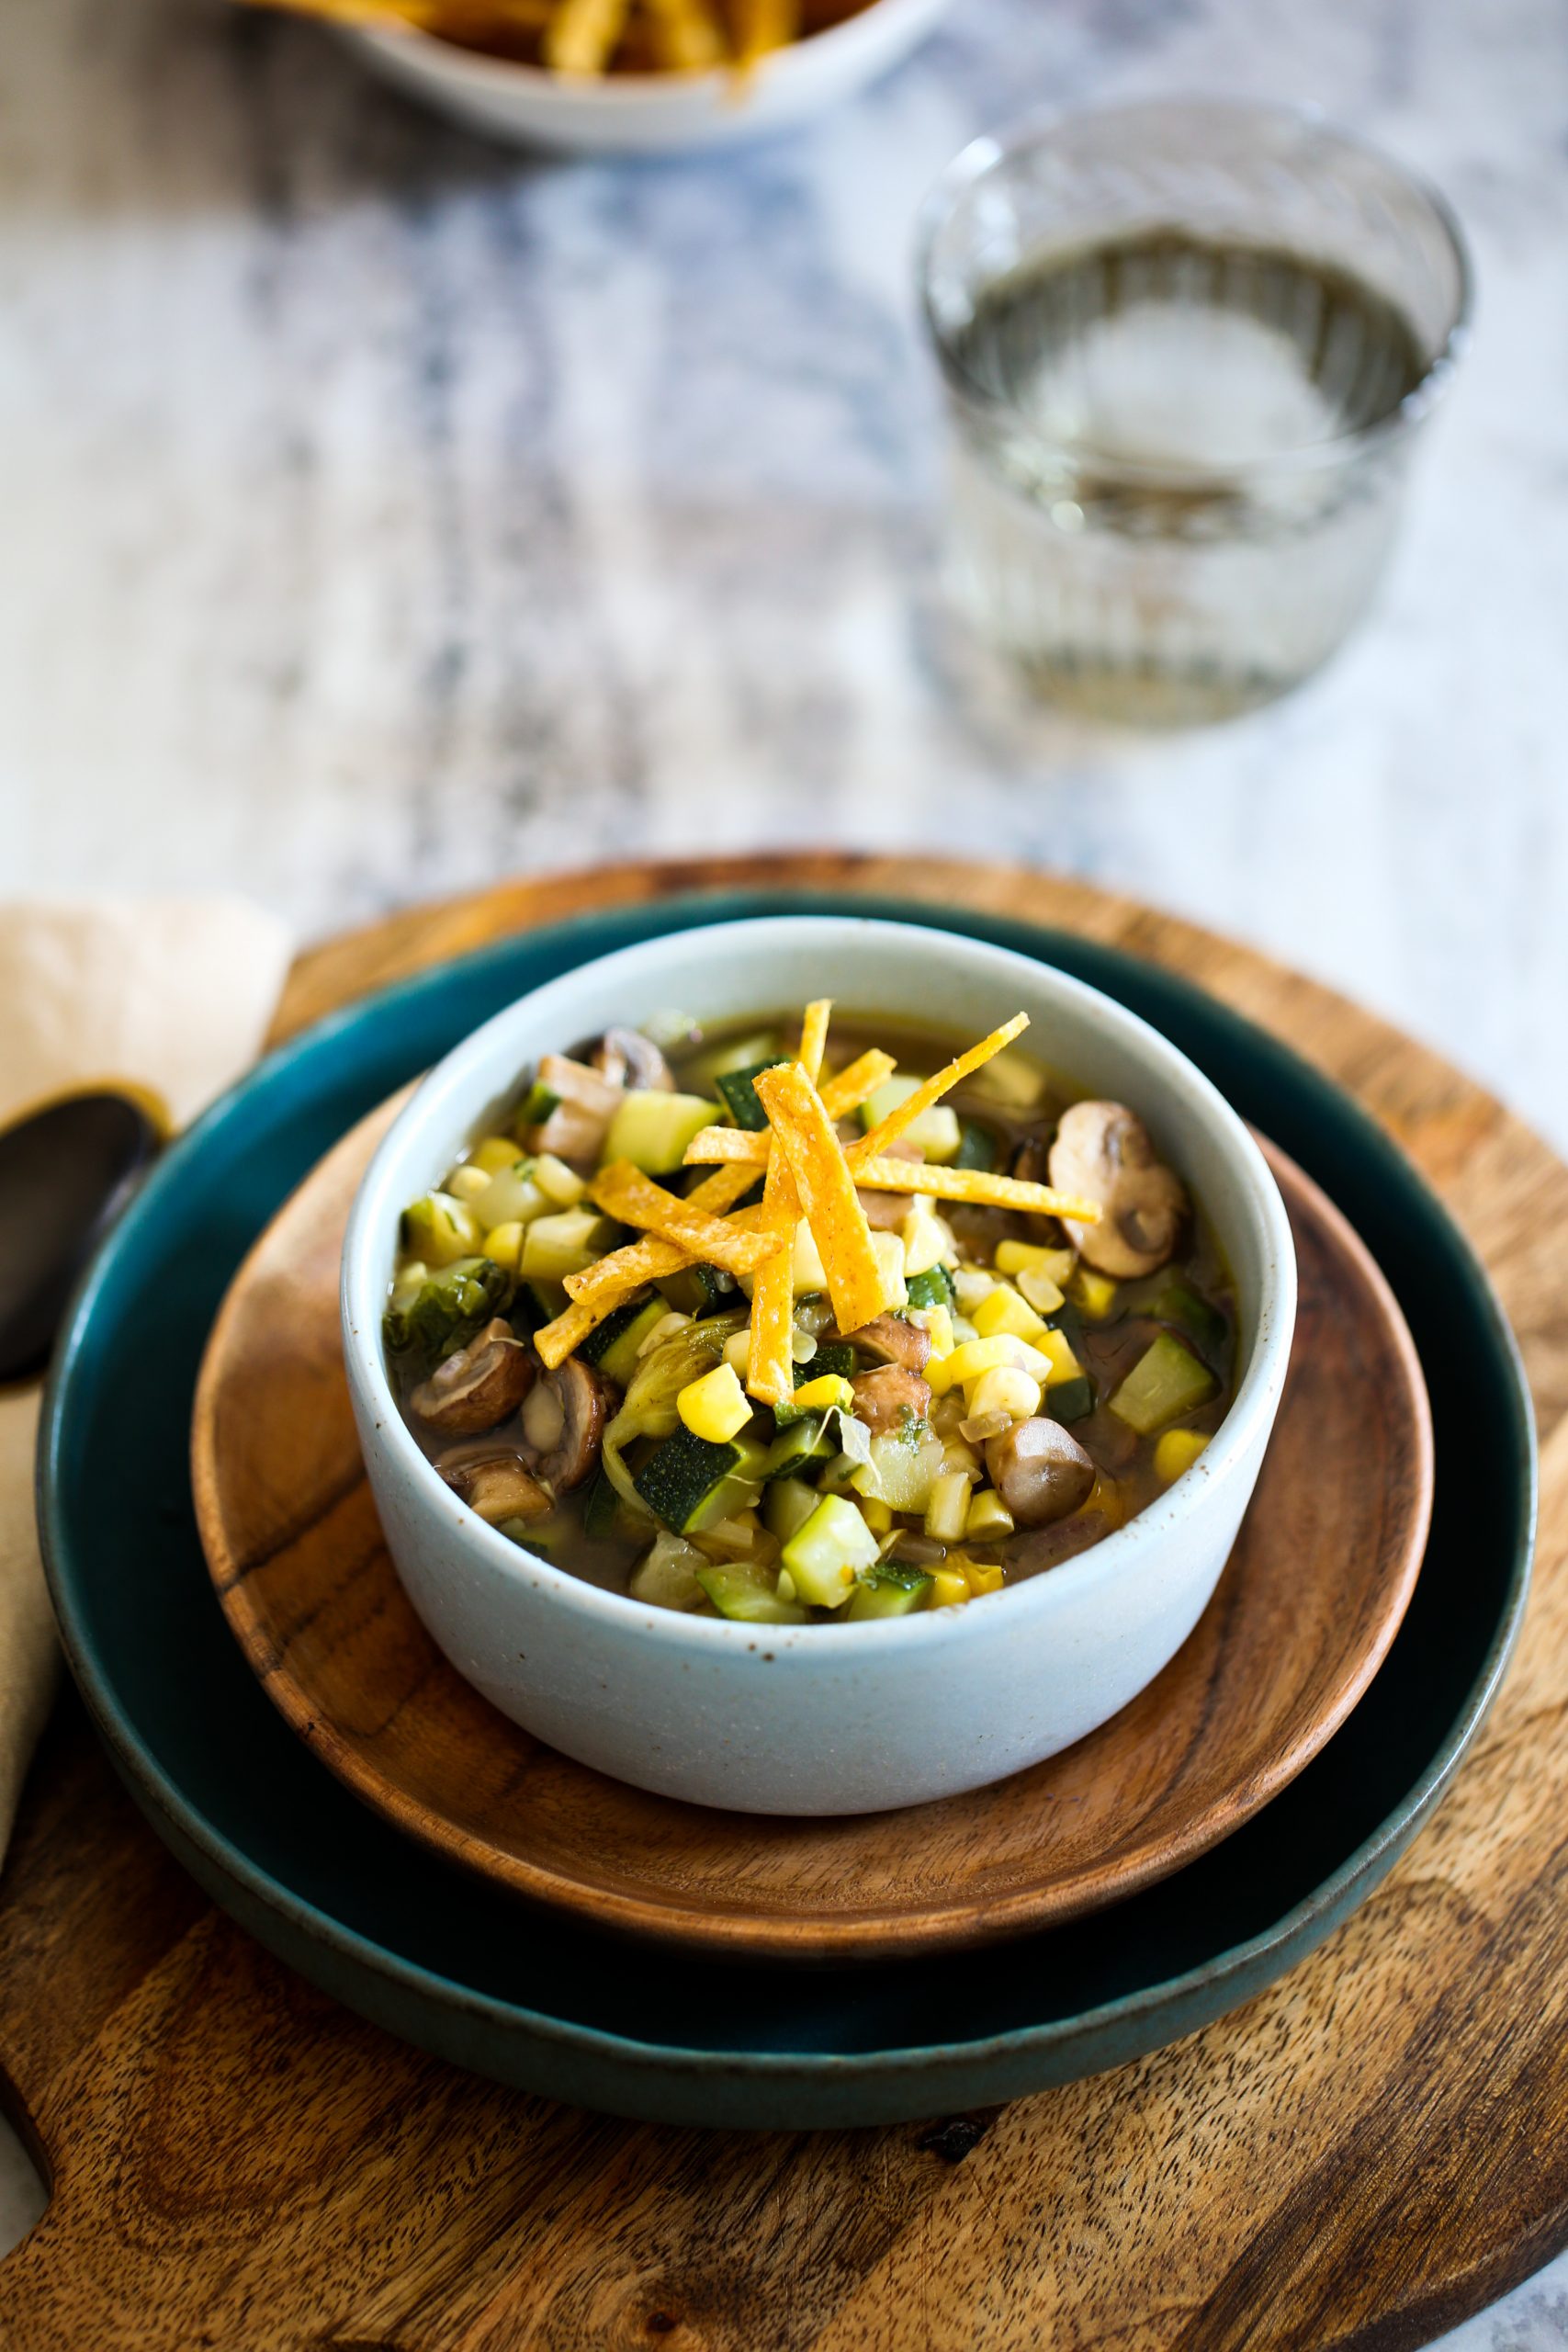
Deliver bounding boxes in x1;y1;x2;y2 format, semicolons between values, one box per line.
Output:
37;890;1537;2129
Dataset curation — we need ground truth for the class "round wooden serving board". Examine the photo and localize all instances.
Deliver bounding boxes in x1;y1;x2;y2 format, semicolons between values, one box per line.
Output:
3;853;1564;2352
192;1102;1431;1961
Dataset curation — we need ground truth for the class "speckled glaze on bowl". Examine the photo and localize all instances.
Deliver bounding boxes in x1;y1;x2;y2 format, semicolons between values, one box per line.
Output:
342;0;950;155
341;918;1298;1815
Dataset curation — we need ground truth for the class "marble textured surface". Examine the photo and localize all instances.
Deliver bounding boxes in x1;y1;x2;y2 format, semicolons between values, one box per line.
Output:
2;0;1566;2335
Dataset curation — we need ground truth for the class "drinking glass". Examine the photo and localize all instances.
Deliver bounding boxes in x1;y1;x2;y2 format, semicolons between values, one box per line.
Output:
919;99;1472;723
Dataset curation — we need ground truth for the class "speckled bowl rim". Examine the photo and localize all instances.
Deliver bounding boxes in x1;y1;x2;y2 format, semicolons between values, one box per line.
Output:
37;891;1537;2116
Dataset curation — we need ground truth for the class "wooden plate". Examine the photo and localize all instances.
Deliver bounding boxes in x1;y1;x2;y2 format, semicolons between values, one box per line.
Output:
192;1091;1431;1962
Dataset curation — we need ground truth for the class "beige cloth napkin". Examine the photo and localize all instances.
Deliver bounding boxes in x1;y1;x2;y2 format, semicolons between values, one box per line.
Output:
0;897;292;1872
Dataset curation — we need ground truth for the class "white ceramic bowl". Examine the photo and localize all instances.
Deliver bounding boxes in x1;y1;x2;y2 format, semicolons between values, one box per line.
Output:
340;0;950;155
343;918;1297;1815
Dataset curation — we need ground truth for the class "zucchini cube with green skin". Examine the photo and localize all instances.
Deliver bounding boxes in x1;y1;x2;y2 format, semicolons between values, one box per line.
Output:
400;1193;482;1269
603;1091;721;1175
847;1563;933;1621
633;1427;769;1534
761;1415;835;1483
521;1208;617;1284
656;1261;728;1317
578;1294;668;1388
780;1494;882;1609
859;1077;962;1164
762;1476;822;1545
1110;1332;1216;1435
715;1058;790;1132
695;1562;807;1626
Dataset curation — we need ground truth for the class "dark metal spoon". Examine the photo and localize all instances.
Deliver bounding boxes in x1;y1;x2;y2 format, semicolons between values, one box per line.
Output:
0;1091;163;1382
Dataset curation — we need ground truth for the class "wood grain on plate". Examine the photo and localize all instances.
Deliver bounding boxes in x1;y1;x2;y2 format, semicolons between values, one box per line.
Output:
1;854;1563;2352
191;1099;1431;1960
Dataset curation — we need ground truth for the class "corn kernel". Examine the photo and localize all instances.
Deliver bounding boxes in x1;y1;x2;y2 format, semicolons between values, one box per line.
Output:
446;1164;492;1204
1035;1326;1086;1388
1071;1267;1119;1320
961;1555;1006;1597
1088;1472;1128;1529
966;1366;1042;1424
929;1567;970;1609
470;1135;525;1176
972;1285;1050;1345
1155;1429;1210;1486
922;1304;956;1360
678;1363;752;1444
1016;1265;1066;1317
534;1152;588;1207
901;1205;950;1278
995;1239;1076;1286
925;1470;972;1544
870;1227;908;1311
928;1335;1051;1395
791;1374;856;1415
860;1496;894;1535
964;1489;1015;1543
482;1221;526;1275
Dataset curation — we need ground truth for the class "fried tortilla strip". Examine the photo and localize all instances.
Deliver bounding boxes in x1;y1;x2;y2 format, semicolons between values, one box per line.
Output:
544;0;629;71
858;1014;1032;1159
745;996;829;1406
643;0;728;66
754;1063;890;1334
851;1157;1102;1223
685;1046;897;1166
590;1160;783;1278
735;0;797;63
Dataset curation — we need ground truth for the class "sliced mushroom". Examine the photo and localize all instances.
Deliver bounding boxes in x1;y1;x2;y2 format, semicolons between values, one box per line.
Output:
1047;1101;1189;1278
984;1418;1096;1528
409;1318;534;1437
521;1355;615;1494
438;1447;553;1526
837;1313;932;1374
525;1054;625;1164
851;1364;933;1433
592;1026;674;1091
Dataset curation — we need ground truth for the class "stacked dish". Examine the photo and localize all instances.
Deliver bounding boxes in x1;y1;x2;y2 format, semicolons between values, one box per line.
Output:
39;892;1533;2127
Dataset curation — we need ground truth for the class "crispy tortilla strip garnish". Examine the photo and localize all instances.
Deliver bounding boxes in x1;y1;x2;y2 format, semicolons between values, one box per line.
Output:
754;1063;890;1334
589;1160;783;1279
820;1047;895;1120
797;997;831;1087
557;1163;760;1313
534;1292;623;1371
747;1154;798;1407
858;1014;1031;1159
643;0;728;66
852;1157;1102;1223
685;1046;898;1168
544;0;629;71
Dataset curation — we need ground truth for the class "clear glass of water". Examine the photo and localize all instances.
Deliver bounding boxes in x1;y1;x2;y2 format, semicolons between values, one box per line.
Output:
918;99;1472;724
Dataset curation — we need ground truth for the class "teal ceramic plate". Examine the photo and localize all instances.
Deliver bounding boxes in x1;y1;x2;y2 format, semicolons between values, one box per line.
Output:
39;894;1536;2130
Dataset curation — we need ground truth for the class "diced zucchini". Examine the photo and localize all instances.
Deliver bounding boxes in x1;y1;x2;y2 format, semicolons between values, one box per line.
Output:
603;1091;721;1176
762;1475;823;1544
859;1077;962;1163
953;1120;998;1172
629;1532;711;1612
632;1427;769;1534
792;1222;829;1295
762;1415;834;1483
578;1294;667;1387
847;1563;933;1621
1150;1279;1231;1362
925;1471;973;1544
773;1345;855;1425
472;1159;551;1233
1048;1374;1095;1423
521;1208;616;1284
906;1263;956;1312
863;1422;944;1513
513;1079;560;1130
966;1049;1045;1110
687;1031;784;1088
780;1494;882;1609
695;1561;807;1625
657;1261;728;1317
400;1192;482;1269
510;1276;567;1332
715;1057;790;1131
1110;1333;1217;1435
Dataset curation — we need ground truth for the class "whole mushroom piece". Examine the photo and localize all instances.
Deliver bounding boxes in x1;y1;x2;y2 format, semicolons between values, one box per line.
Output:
521;1355;616;1493
984;1417;1096;1528
592;1026;674;1091
437;1448;553;1526
409;1318;534;1437
1047;1101;1189;1278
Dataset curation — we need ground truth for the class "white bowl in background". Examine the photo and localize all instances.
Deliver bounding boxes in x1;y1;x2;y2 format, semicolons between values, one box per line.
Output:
341;0;950;154
342;917;1297;1815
